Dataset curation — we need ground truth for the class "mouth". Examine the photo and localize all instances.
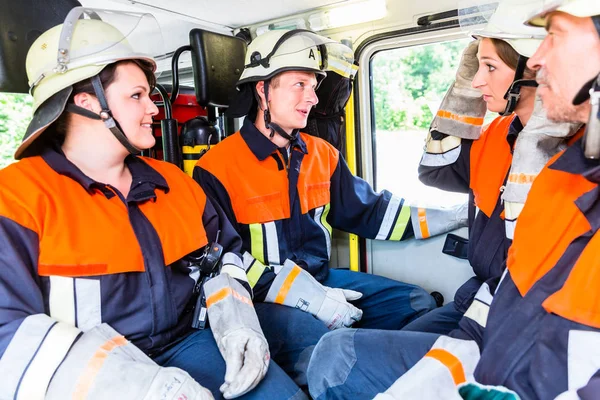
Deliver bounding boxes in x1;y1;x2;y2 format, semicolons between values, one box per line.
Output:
482;94;492;101
140;123;153;130
296;109;309;117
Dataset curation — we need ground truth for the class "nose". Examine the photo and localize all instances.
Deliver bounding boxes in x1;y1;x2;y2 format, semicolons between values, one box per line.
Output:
527;37;548;72
306;87;319;106
147;97;159;116
471;67;485;89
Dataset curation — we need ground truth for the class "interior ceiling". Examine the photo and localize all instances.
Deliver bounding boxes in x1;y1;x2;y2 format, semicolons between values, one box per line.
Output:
105;0;348;29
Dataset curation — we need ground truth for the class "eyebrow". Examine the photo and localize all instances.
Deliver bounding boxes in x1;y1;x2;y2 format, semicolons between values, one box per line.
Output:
132;85;149;92
479;56;498;62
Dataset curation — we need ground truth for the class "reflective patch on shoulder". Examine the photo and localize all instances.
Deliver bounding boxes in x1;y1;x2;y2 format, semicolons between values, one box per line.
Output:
568;330;600;391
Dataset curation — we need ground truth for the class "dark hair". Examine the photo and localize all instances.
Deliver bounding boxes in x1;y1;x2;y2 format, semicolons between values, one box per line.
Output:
490;38;535;79
53;59;156;136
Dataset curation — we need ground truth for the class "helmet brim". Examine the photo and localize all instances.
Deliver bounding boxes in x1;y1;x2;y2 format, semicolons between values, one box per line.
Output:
237;67;326;87
15;86;72;160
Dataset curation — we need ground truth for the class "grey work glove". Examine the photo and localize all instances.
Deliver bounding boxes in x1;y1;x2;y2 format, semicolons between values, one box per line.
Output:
502;93;582;220
429;40;487;142
204;273;270;399
265;260;363;329
410;202;469;239
39;321;214;400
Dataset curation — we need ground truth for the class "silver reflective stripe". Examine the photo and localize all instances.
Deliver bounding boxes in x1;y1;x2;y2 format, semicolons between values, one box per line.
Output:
75;278;102;332
50;276;102;331
497;268;509;293
0;315;80;400
17;322;80;400
567;330;600;391
505;219;516;240
420;146;461;167
222;252;243;269
463;283;494;328
463;300;490;328
221;253;249;283
313;205;332;259
376;195;402;240
242;252;255;271
49;276;76;326
264;221;280;265
474;283;493;305
0;314;56;398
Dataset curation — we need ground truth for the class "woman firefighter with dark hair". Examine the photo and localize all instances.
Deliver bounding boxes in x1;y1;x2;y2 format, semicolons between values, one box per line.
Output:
0;8;305;400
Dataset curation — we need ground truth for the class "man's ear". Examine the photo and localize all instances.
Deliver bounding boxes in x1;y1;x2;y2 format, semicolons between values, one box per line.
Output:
255;81;267;110
73;92;100;113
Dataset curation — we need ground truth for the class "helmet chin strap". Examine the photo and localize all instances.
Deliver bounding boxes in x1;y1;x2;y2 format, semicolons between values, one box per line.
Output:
263;80;299;142
66;75;142;154
500;55;538;116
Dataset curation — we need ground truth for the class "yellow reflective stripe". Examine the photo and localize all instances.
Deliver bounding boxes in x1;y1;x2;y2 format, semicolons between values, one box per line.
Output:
389;205;411;241
321;203;332;236
328;57;359;79
247;260;267;288
249;223;265;264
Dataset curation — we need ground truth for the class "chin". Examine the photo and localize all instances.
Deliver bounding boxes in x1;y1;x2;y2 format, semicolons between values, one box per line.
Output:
134;137;157;151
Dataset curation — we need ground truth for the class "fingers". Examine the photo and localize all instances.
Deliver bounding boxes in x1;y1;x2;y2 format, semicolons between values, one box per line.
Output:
341;289;363;301
220;335;269;399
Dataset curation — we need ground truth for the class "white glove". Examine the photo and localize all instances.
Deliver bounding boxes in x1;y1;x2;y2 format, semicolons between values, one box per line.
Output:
374;336;480;400
204;273;270;399
265;260;363;329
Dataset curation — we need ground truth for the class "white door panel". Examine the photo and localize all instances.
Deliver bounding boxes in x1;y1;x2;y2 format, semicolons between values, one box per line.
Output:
369;227;473;304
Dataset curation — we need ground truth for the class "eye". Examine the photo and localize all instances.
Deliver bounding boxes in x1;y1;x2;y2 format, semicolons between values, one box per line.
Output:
295;82;305;88
131;92;142;100
486;64;496;72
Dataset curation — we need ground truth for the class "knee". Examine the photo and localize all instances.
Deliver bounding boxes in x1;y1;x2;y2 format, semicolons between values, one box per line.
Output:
307;329;357;400
409;286;437;315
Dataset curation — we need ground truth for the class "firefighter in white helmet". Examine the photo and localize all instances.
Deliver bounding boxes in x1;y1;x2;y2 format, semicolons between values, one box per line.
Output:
401;0;581;336
191;28;481;386
307;1;600;398
0;7;306;400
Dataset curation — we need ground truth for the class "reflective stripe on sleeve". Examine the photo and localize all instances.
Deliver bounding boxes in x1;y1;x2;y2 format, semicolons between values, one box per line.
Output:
376;195;402;240
246;258;268;288
389;203;412;241
221;254;249;283
16;321;80;400
424;348;467;386
314;204;332;259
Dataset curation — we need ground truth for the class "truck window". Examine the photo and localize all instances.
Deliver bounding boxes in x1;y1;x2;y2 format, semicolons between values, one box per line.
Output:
0;93;33;168
372;38;475;207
